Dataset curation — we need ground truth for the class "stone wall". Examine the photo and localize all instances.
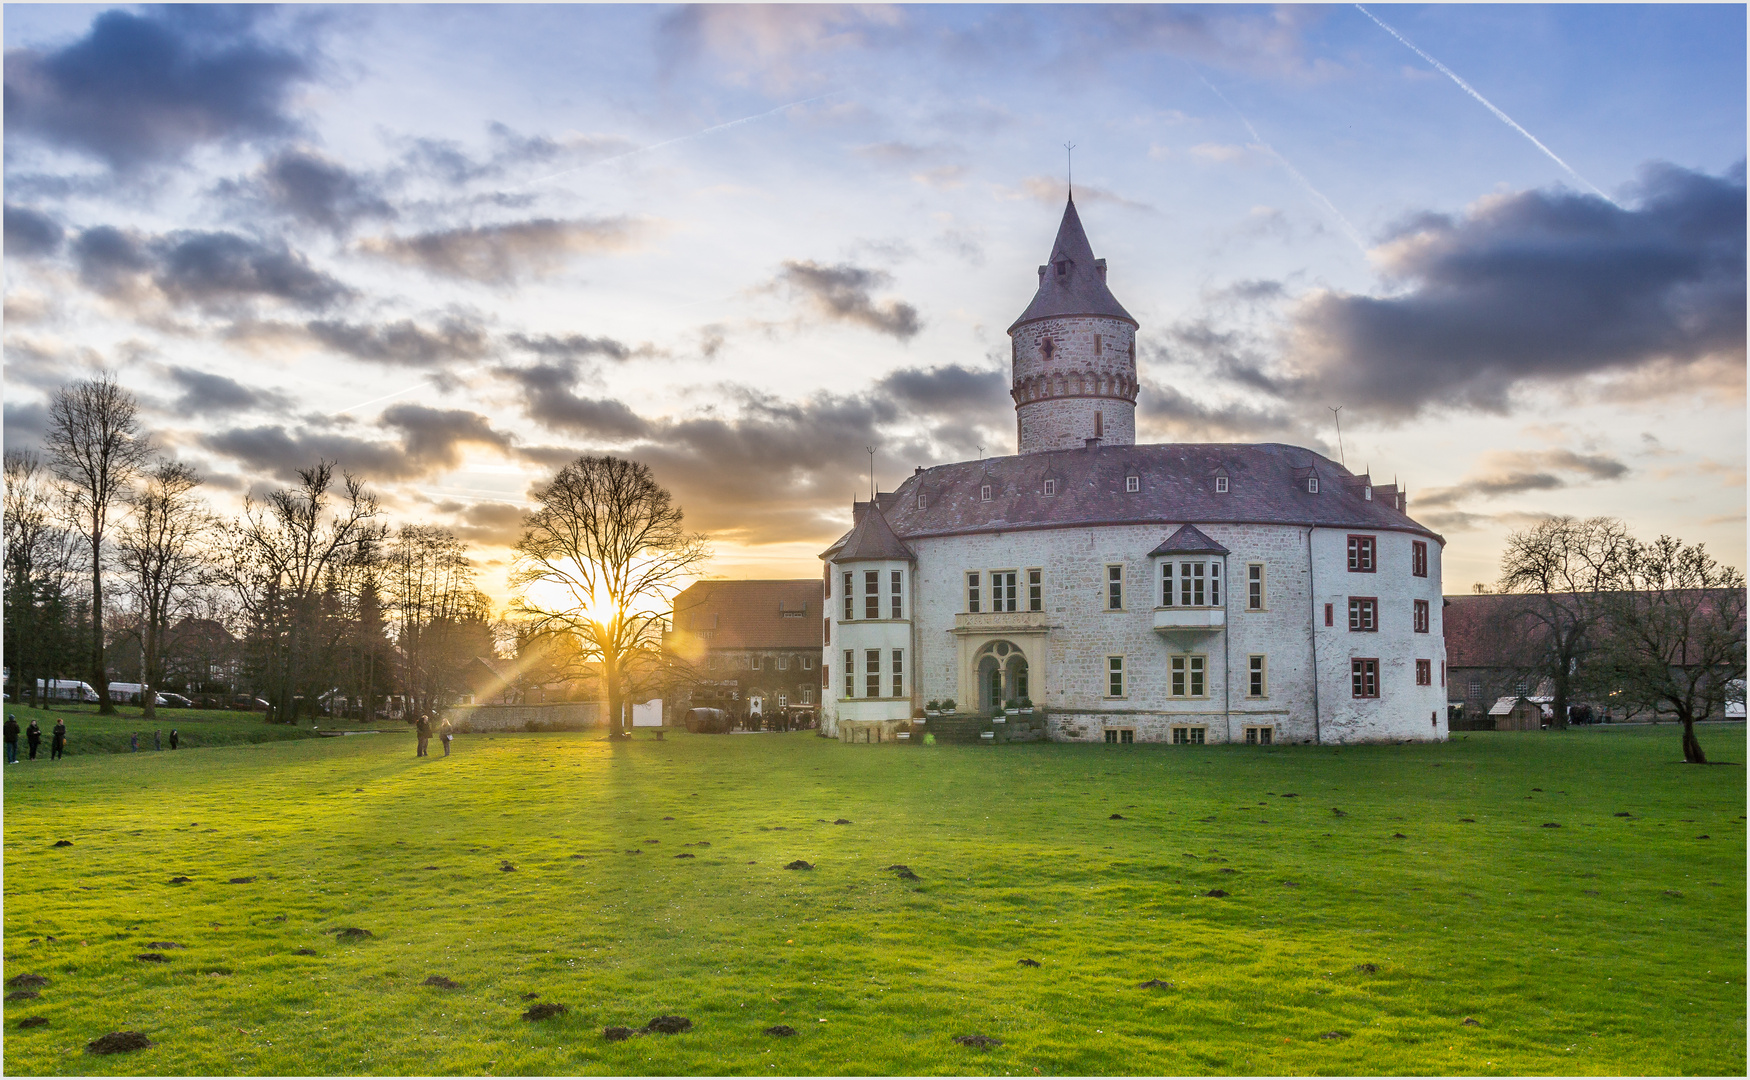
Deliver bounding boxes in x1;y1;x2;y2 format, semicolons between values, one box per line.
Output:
1011;315;1138;452
442;701;603;733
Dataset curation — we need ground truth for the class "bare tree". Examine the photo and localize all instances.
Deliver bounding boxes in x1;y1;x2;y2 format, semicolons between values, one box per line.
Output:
385;525;492;718
4;451;83;707
1497;516;1634;730
1595;537;1746;764
219;461;384;723
114;461;214;719
43;373;154;714
510;456;711;738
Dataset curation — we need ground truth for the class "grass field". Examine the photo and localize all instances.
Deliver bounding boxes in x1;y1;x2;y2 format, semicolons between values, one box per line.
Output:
1;701;371;757
3;724;1744;1076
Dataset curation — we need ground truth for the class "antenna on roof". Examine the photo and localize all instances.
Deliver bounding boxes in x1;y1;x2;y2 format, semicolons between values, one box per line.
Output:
977;443;985;460
1064;142;1076;202
865;445;876;500
1327;405;1345;467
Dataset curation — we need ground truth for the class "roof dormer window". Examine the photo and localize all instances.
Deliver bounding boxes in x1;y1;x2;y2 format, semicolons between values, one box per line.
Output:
1042;479;1056;496
980;484;992;502
1364;486;1372;501
1307;477;1319;494
917;493;926;510
1055;260;1068;277
1215;476;1229;493
1125;475;1140;493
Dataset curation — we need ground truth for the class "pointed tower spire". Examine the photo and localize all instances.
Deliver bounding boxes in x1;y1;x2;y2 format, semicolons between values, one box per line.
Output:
1008;198;1135;331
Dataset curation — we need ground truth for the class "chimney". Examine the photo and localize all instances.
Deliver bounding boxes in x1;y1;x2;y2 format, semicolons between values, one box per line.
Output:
1084;437;1102;448
1095;257;1107;282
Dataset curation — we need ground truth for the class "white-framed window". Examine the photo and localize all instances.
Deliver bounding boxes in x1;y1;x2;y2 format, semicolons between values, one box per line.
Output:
1161;560;1221;606
891;649;904;698
1104;728;1135;744
1171;726;1206;745
1106;656;1125;698
1215;476;1229;493
776;655;788;671
990;570;1018;612
802;655;814;671
1349;596;1379;632
1248;654;1267;698
801;686;814;705
1247;563;1265;610
751;655;762;671
890;570;904;620
865;649;881;698
1307;477;1319;494
1244;725;1274;745
980;484;992;502
843;571;854;620
1414;599;1430;633
1170;655;1207;698
1027;568;1043;612
1352;658;1379;698
966;571;981;613
1126;475;1140;493
917;493;926;510
1043;478;1057;496
1106;564;1124;610
1347;535;1377;573
864;570;880;619
843;650;855;697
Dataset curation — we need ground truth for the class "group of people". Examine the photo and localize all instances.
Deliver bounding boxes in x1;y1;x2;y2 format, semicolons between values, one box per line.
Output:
4;714;67;763
127;729;179;752
414;714;453;757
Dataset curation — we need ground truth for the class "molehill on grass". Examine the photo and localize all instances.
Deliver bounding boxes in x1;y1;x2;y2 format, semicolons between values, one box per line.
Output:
87;1031;153;1054
6;989;41;1001
1137;979;1173;989
331;927;373;940
523;1002;567;1021
423;976;460;989
136;953;167;963
1018;958;1041;968
954;1034;1003;1048
7;973;49;988
784;860;814;870
764;1024;796;1037
17;1016;49;1029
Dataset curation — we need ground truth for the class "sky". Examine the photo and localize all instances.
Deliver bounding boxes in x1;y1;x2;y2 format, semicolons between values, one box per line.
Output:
4;3;1744;605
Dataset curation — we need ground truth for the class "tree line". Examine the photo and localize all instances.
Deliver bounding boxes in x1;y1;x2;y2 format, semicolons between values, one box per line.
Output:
4;374;501;724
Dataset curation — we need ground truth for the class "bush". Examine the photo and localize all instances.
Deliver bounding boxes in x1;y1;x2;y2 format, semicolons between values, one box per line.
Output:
926;699;941;711
941;698;956;712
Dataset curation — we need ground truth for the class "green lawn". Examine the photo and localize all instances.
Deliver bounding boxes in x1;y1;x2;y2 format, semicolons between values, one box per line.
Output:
3;725;1743;1076
1;702;376;757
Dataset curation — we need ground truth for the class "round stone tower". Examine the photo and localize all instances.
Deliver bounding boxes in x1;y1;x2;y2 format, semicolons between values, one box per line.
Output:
1007;197;1139;454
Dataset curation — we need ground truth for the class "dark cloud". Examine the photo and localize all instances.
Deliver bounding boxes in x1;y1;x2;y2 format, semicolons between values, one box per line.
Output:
380;404;511;468
2;400;49;453
3;7;314;168
1414;449;1630;510
497;360;651;439
358;217;643;283
1137;381;1312;446
393;125;636;186
226;147;395;234
71;225;348;309
508;333;636;363
304;316;491;366
874;364;1007;420
4;204;63;257
203;405;517;482
164;365;292;415
777;260;921;339
1278;162;1746;415
435;498;529;547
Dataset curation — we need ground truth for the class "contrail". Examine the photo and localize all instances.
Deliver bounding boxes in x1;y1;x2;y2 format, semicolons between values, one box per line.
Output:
1198;75;1369;255
1354;4;1617;205
517;91;843;191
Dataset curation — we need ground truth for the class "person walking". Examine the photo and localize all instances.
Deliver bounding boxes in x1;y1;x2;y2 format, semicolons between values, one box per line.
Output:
50;718;66;760
440;718;453;757
26;719;42;760
130;732;139;752
153;729;162;751
415;714;431;757
4;715;19;764
168;728;179;750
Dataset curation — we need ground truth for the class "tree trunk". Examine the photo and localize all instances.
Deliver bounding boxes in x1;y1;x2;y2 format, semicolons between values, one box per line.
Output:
1681;713;1708;764
605;656;626;738
91;539;114;714
141;621;158;720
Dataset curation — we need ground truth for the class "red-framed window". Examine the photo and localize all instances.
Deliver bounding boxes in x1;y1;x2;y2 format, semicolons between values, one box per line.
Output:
1416;659;1432;686
1413;599;1430;633
1351;658;1379;698
1411;540;1428;577
1324;602;1334;627
1347;534;1377;573
1348;597;1378;632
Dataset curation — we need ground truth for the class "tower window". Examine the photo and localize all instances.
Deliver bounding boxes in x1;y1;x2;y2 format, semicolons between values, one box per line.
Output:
1056;261;1067;277
1094;333;1102;355
1042;338;1054;360
1095;411;1103;437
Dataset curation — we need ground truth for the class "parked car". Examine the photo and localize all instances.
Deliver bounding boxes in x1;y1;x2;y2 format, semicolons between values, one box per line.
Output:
230;695;271;711
157;693;195;709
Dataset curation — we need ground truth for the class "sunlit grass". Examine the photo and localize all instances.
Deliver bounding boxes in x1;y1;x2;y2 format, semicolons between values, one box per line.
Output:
3;725;1743;1075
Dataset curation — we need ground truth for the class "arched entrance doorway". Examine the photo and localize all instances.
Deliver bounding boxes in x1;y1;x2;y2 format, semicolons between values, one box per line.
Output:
975;640;1030;712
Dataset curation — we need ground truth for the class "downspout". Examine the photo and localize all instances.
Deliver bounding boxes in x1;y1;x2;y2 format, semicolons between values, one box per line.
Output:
1222;555;1232;744
1306;527;1322;745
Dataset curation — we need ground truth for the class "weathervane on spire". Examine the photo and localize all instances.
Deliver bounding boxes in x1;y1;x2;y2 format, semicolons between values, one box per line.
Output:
1064;141;1076;201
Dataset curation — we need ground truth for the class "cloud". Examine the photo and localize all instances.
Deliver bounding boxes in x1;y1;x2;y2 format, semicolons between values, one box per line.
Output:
202;405;518;482
4;204;63;257
1015;176;1153;211
1414;449;1630;509
357;217;646;283
437;499;529;547
164;365;293;415
2;401;49;453
776;260;921;339
3;7;315;168
392;124;637;186
507;333;641;363
71;225;349;310
497;360;651;439
658;5;906;92
1277;161;1746;415
225;147;395;234
303;316;491;367
380;404;512;469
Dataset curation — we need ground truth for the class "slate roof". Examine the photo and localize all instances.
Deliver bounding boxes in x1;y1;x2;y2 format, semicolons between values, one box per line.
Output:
1008;197;1136;330
668;580;823;650
1149;523;1230;557
823;444;1441;554
820;498;916;562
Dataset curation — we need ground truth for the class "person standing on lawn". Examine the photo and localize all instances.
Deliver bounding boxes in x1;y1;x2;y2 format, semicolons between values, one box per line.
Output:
168;729;179;750
4;715;19;764
415;714;431;757
130;732;138;752
51;718;67;759
153;729;161;751
26;719;42;760
440;718;453;757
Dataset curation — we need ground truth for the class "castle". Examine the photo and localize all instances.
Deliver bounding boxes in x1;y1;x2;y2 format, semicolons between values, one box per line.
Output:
819;197;1448;744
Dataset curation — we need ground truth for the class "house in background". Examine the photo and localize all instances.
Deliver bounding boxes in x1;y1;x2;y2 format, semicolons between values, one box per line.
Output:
663;579;823;725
